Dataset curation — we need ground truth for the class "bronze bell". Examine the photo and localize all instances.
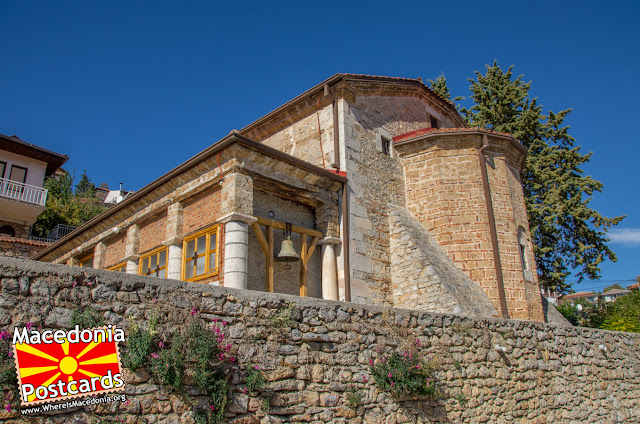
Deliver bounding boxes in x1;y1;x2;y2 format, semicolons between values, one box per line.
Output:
277;237;300;262
276;222;300;262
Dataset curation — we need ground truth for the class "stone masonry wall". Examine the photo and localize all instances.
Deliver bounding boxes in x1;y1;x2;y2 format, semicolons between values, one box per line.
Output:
342;95;452;305
388;206;497;318
1;257;638;423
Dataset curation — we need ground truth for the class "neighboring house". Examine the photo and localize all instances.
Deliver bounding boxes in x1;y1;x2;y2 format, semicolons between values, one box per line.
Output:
561;291;599;309
0;134;68;257
33;73;545;322
602;288;631;303
96;183;134;205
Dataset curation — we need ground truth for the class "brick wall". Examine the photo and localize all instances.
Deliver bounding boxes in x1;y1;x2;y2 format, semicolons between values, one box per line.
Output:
138;213;167;255
182;186;222;237
396;134;544;321
104;234;126;268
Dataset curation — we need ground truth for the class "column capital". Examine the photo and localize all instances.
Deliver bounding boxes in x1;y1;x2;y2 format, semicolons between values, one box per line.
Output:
319;236;341;245
217;212;258;225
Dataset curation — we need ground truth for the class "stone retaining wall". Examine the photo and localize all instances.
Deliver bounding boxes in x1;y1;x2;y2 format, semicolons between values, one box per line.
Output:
0;257;639;423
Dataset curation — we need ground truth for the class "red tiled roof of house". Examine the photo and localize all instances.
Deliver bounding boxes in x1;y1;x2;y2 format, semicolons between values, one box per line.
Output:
562;291;597;299
393;127;515;143
627;282;639;290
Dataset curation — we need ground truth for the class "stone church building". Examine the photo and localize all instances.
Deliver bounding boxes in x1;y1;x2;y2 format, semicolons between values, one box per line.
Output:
34;74;544;322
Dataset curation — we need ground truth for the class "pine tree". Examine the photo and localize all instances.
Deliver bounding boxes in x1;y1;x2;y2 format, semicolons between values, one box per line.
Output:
75;170;96;198
455;61;625;293
427;74;451;100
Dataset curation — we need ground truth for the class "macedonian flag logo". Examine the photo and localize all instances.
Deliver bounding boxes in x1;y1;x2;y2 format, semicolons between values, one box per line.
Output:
12;325;125;405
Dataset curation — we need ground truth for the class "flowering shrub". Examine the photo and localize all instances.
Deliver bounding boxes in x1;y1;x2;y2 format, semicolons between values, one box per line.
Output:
369;351;439;398
153;317;231;424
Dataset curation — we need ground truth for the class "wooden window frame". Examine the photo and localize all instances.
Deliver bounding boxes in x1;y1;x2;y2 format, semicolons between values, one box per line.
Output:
181;225;220;282
138;246;168;278
108;262;127;273
79;254;94;268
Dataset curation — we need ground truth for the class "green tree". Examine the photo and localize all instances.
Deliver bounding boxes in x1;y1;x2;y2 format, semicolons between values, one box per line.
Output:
75;170;96;198
445;61;624;293
32;171;107;238
427;73;451;101
599;290;640;333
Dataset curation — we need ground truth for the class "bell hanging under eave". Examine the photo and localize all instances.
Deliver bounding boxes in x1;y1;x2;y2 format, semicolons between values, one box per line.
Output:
276;222;300;262
276;237;300;262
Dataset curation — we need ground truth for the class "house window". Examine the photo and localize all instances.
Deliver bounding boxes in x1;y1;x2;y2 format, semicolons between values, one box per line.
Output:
9;165;27;184
381;136;391;156
80;254;94;268
139;247;167;278
0;162;6;179
108;263;127;273
430;115;439;129
182;225;219;282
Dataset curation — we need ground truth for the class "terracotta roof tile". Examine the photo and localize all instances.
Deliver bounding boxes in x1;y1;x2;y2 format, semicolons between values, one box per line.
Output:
393;127;515;143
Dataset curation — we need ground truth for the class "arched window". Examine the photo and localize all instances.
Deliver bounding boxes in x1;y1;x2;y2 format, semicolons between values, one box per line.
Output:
0;226;15;237
518;227;533;282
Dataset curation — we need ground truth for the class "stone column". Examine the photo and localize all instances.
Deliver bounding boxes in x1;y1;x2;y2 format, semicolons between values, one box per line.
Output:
320;237;341;300
163;202;184;280
123;225;140;274
67;257;80;267
218;212;257;290
93;242;107;269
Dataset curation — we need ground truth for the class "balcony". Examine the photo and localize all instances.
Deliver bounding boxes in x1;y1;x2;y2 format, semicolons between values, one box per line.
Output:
0;178;48;207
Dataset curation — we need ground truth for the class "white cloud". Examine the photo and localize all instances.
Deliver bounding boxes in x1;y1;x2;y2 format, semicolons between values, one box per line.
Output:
607;228;640;246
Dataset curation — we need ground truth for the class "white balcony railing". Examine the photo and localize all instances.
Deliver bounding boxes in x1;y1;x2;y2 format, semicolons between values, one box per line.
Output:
0;178;48;206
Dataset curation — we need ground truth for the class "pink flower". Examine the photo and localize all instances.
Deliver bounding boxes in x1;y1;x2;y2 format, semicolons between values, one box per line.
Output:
151;353;159;359
212;318;218;323
158;341;165;348
242;388;247;394
391;382;394;386
230;357;236;363
72;280;77;287
416;339;421;347
388;373;392;378
5;404;11;412
369;358;374;366
25;322;33;330
210;405;216;411
152;298;158;303
254;365;259;370
190;307;198;316
363;376;368;383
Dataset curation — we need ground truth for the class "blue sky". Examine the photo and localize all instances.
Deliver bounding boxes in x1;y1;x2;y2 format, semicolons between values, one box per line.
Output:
1;1;638;291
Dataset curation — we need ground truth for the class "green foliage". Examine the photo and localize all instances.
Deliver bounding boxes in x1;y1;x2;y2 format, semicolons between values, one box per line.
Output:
244;365;266;393
154;318;229;424
71;305;105;328
346;386;363;410
599;290;640;333
427;74;451;101
369;352;439;398
456;61;624;293
0;329;19;413
32;170;108;238
122;320;157;371
269;303;297;327
555;303;581;326
75;170;97;198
